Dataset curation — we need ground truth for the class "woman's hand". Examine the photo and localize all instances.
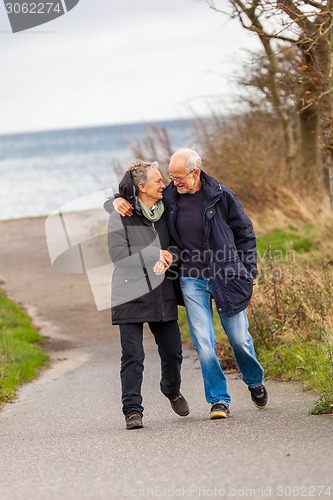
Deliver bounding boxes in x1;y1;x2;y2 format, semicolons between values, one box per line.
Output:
160;250;173;269
153;250;173;275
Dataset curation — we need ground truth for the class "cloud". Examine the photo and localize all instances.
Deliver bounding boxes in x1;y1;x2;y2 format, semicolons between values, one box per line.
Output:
0;0;260;133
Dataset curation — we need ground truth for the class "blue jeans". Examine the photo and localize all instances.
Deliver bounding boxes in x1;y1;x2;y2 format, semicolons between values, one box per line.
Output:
180;277;264;405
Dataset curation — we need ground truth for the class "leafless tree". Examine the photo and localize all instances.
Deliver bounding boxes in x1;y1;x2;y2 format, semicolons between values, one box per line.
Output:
205;0;333;202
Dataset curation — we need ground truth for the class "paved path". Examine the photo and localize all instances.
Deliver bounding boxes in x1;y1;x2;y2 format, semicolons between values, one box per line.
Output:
0;217;332;500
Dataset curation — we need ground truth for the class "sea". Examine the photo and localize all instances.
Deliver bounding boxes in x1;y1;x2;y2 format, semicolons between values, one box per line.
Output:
0;118;196;221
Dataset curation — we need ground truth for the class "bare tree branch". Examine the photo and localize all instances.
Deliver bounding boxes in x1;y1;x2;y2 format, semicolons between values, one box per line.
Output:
302;0;326;9
277;0;315;34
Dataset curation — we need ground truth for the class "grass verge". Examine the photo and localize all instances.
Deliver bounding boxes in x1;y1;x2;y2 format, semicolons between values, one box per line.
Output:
178;223;333;415
0;288;49;406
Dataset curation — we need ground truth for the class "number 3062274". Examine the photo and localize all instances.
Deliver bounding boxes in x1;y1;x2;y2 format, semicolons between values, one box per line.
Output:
5;3;62;14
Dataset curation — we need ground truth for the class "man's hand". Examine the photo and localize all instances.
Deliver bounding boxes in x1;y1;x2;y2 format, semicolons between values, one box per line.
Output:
113;197;134;217
153;250;173;275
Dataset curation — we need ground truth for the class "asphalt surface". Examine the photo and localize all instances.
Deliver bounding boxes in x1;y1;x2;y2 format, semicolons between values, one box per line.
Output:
0;216;332;500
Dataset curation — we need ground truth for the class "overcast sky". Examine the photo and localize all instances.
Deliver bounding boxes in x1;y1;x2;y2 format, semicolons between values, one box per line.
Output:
0;0;260;134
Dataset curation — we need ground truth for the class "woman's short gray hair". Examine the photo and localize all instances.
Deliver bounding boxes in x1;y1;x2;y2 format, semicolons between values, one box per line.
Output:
170;148;202;174
129;159;159;188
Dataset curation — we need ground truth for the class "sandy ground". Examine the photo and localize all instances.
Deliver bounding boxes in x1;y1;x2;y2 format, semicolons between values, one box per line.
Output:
0;215;332;500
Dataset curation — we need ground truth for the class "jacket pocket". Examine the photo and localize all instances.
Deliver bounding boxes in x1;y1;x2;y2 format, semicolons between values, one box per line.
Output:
217;260;253;310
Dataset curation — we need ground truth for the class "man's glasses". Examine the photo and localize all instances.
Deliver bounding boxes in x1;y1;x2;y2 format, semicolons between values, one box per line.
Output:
169;171;194;183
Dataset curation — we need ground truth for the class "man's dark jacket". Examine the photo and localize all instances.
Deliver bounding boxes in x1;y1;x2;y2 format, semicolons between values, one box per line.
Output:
104;171;179;325
162;170;258;317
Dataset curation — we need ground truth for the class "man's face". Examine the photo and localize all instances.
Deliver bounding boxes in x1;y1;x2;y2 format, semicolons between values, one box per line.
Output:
168;157;196;194
140;169;165;201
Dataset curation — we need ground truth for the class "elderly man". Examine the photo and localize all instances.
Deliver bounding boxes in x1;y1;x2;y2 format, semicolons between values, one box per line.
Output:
114;149;267;419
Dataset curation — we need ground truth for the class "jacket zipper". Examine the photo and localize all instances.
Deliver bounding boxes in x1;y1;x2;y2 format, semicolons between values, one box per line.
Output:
203;199;227;311
151;220;166;321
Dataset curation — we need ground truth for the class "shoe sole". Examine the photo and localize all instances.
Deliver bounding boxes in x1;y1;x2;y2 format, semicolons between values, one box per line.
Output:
210;411;228;419
251;398;268;409
252;402;268;409
126;423;143;430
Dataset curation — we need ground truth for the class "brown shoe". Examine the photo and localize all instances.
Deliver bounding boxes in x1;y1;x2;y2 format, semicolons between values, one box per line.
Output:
125;414;143;430
168;393;190;416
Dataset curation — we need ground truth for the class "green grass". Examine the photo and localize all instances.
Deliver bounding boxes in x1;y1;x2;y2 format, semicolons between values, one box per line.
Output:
0;288;49;405
256;339;333;415
256;224;320;260
256;340;332;392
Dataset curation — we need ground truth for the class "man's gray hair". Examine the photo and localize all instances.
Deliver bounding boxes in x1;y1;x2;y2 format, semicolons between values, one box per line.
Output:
170;148;202;174
129;159;159;189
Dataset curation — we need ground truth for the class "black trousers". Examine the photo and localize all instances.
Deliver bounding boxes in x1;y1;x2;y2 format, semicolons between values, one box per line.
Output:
119;320;183;418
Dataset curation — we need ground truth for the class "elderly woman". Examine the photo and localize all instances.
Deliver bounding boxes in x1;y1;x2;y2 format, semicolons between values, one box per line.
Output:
104;160;189;430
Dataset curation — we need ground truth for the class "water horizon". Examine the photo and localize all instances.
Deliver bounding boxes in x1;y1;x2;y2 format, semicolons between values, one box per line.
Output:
0;116;197;138
0;117;197;221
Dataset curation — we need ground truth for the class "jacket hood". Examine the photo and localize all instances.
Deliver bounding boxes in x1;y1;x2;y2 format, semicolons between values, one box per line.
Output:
118;170;136;203
103;170;139;215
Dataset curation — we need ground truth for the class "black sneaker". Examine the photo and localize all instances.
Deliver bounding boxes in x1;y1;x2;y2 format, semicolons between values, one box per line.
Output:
249;384;268;408
125;413;143;430
168;393;190;416
210;403;230;419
